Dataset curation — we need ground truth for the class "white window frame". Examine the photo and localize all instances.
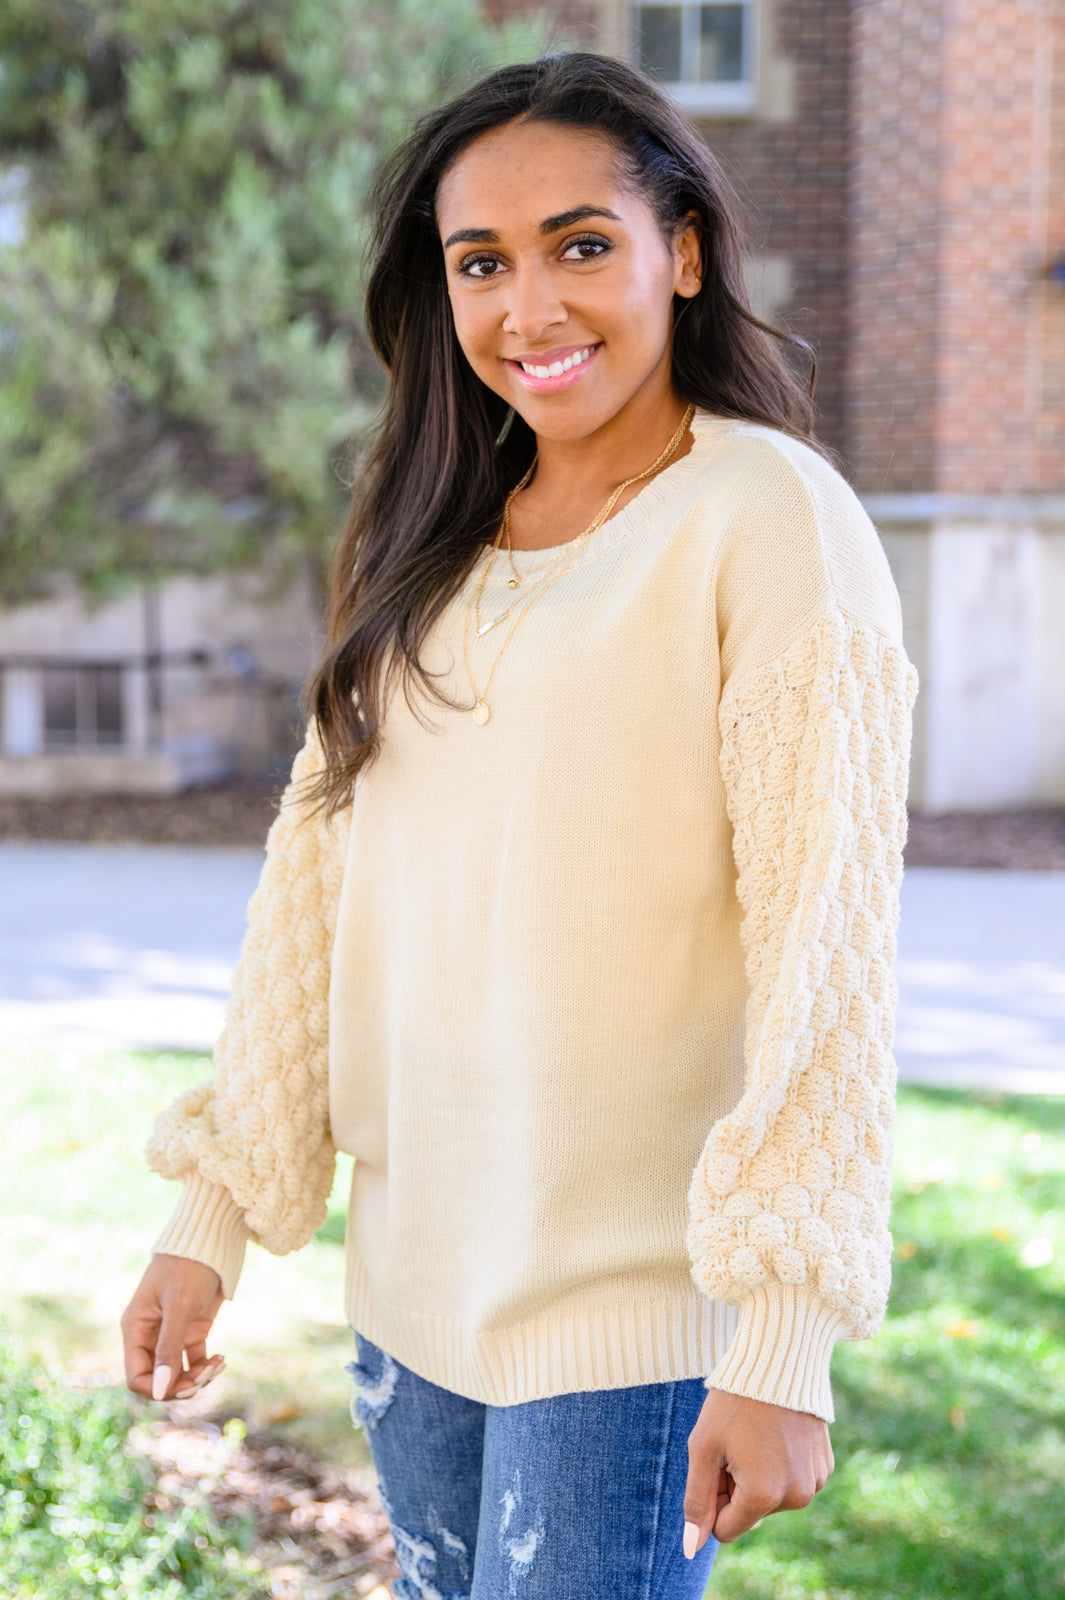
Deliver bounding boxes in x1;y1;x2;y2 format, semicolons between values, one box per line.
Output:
629;0;759;116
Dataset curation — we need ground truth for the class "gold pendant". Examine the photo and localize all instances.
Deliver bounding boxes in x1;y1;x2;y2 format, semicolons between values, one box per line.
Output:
477;608;511;637
471;699;490;725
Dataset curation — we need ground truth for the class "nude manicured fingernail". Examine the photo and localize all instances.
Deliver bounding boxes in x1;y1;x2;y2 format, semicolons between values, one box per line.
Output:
683;1521;700;1560
179;1358;225;1395
152;1364;172;1401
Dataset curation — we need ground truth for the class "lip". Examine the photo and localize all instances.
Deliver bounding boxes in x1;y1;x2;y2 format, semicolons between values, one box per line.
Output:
504;342;601;394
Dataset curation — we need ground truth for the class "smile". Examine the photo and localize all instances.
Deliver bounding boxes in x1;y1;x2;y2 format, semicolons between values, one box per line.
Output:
505;343;601;393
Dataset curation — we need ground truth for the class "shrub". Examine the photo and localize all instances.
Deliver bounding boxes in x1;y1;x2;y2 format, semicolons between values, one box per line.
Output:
0;1342;260;1600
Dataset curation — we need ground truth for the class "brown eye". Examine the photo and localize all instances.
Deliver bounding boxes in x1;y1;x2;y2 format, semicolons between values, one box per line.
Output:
460;255;504;279
560;235;611;262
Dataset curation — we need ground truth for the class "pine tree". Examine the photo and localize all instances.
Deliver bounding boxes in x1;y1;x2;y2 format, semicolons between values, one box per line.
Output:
0;0;548;605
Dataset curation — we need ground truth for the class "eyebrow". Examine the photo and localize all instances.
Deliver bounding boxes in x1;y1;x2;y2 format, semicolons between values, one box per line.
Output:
442;205;623;251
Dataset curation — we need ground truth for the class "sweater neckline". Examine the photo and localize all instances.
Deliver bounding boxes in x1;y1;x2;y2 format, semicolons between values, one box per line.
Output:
475;409;744;583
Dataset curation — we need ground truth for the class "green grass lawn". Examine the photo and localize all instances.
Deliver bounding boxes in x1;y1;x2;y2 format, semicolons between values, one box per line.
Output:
712;1090;1065;1600
2;1050;1064;1598
0;1048;362;1465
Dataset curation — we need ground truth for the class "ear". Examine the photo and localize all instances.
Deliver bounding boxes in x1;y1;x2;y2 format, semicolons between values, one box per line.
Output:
673;211;703;299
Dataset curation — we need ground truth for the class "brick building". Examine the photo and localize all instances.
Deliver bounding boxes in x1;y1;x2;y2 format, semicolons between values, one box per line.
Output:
489;0;1065;810
2;1;1061;805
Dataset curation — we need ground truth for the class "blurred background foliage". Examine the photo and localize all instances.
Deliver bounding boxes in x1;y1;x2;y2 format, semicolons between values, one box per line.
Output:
0;1343;261;1599
0;0;548;607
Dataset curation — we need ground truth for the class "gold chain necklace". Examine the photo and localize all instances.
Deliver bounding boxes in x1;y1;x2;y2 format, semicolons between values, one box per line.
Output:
502;461;548;589
461;403;696;725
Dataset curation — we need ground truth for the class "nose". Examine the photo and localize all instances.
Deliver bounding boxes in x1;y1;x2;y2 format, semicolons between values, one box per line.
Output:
501;264;567;343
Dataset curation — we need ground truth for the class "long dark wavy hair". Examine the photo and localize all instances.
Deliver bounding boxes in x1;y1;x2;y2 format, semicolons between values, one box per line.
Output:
305;50;819;811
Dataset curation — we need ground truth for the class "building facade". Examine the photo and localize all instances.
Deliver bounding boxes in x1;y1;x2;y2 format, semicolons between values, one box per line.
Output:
2;0;1062;805
492;0;1065;810
0;573;318;794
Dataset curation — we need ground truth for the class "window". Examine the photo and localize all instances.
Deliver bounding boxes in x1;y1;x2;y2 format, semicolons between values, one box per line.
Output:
42;664;124;749
632;1;757;114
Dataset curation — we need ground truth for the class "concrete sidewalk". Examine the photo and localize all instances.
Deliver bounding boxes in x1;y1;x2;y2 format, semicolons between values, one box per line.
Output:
894;869;1065;1095
1;844;1063;1094
0;843;262;1054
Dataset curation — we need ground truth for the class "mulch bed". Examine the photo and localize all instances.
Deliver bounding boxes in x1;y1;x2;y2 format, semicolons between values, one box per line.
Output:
132;1417;399;1600
902;807;1065;871
2;784;1064;868
0;781;284;848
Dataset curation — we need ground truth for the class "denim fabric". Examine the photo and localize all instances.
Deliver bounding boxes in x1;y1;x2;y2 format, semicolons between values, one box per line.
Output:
348;1331;718;1600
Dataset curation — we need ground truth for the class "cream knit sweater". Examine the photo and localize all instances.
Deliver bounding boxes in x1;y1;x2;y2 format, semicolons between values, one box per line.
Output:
149;411;918;1423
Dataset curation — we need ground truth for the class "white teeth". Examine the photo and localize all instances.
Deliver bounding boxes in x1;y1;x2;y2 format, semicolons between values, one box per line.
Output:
519;346;595;379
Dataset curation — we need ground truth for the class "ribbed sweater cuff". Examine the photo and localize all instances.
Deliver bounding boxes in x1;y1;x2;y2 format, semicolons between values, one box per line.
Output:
706;1284;845;1422
152;1172;249;1301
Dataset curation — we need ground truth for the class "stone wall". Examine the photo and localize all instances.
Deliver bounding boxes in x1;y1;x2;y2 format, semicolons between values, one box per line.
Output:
0;572;321;793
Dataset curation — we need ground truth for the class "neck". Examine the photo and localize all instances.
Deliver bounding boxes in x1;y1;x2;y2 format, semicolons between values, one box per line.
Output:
501;396;695;554
529;385;691;501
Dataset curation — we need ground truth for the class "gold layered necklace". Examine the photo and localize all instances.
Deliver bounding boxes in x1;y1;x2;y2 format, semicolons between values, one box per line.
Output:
461;404;696;725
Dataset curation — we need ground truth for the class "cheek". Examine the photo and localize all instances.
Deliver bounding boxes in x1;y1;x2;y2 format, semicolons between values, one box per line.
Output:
590;249;677;352
446;289;490;365
446;291;511;397
622;255;677;324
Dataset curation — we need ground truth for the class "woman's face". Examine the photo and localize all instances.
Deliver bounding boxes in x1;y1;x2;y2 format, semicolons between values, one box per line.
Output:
435;120;700;444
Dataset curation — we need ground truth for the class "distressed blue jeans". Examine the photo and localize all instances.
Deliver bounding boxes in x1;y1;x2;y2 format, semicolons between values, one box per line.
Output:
348;1332;718;1600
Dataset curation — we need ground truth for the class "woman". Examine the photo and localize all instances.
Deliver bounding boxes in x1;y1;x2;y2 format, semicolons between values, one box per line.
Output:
121;51;917;1600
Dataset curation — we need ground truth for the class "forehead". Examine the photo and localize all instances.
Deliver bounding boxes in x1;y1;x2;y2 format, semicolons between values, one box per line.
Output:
436;121;628;234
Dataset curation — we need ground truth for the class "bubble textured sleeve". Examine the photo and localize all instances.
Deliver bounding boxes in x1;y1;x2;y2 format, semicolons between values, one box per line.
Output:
687;612;918;1420
146;727;350;1297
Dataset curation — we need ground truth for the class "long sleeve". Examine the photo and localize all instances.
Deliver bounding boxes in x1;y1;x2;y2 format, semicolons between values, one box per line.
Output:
687;609;918;1420
147;726;351;1298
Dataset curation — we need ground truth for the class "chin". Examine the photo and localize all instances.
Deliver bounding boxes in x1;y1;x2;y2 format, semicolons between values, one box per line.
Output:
507;393;624;443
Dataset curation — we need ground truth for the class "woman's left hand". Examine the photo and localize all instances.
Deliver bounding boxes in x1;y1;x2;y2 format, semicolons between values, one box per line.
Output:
683;1389;834;1553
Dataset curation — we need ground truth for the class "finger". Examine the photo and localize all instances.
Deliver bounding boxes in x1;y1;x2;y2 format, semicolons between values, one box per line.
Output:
181;1327;212;1378
684;1451;727;1556
122;1311;161;1399
710;1479;783;1545
716;1467;735;1519
174;1354;226;1399
777;1478;817;1512
175;1353;225;1394
152;1303;196;1401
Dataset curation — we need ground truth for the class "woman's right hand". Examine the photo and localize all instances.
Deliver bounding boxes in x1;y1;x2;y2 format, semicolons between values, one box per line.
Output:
121;1253;225;1401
